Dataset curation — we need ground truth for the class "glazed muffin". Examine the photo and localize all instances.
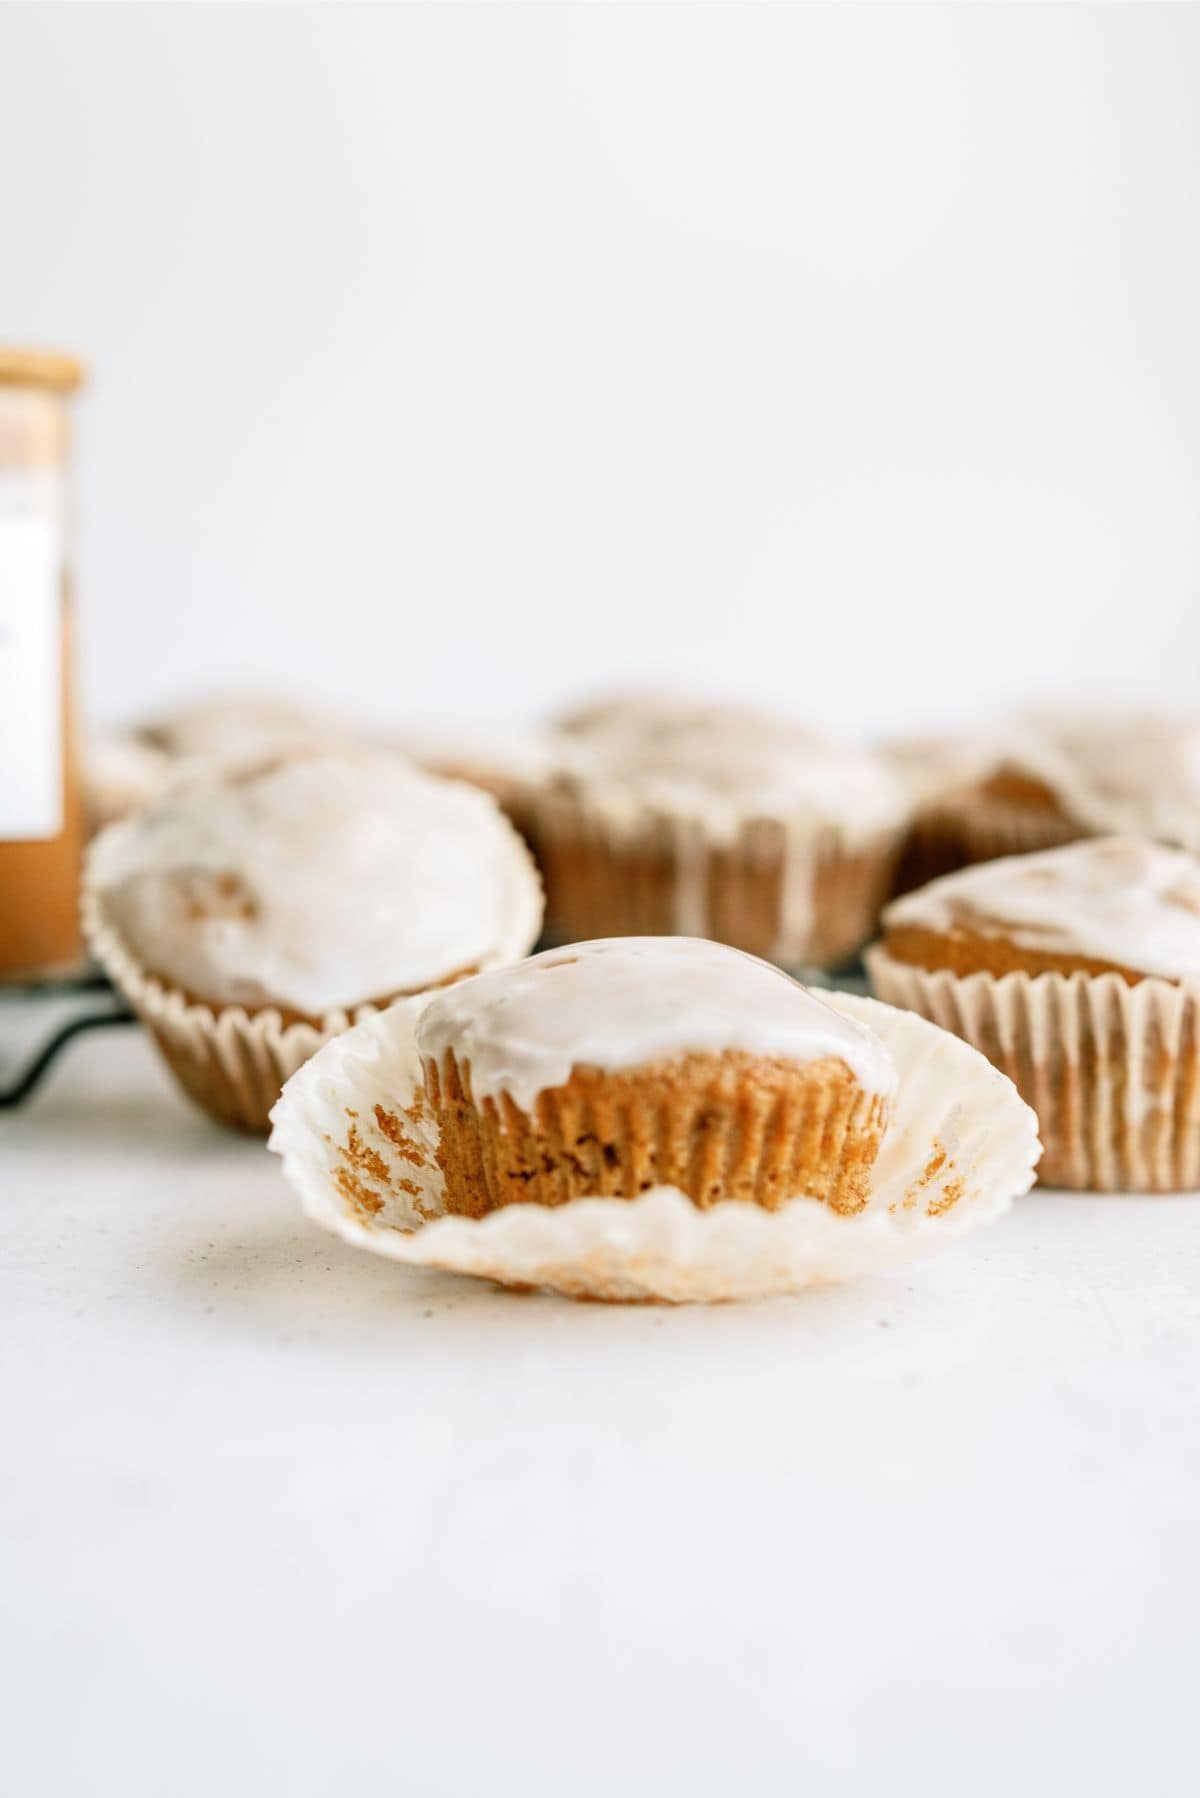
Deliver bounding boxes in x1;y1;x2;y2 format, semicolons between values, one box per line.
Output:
889;712;1200;893
885;724;1084;893
85;747;543;1129
516;700;911;969
416;936;897;1217
868;836;1200;1190
1015;714;1200;851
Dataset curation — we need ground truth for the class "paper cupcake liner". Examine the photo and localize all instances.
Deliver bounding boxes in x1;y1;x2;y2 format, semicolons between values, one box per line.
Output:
267;990;1040;1302
866;946;1200;1191
81;840;544;1135
523;787;904;969
425;1047;887;1217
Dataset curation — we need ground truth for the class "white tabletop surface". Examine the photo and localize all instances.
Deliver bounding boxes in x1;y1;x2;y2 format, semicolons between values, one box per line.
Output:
4;1001;1199;1797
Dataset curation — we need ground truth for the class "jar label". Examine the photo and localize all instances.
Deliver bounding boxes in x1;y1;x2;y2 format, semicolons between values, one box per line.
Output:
0;469;63;840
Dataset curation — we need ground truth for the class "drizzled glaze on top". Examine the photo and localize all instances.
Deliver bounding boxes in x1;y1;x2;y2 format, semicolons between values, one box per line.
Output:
883;836;1200;980
999;714;1200;849
415;936;898;1113
549;701;908;840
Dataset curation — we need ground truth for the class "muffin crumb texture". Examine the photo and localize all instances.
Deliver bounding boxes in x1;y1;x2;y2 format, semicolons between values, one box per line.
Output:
427;1048;888;1217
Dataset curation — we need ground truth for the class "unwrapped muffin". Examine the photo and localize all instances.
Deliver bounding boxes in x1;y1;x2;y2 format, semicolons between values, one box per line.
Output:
416;937;897;1217
515;700;910;969
85;747;543;1130
269;939;1041;1301
868;835;1200;1190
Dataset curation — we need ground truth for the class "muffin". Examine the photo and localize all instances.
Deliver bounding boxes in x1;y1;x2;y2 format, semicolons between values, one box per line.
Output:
885;724;1084;893
1014;714;1200;851
516;700;911;969
416;936;897;1217
867;835;1200;1190
84;747;543;1130
272;945;1042;1300
889;712;1200;893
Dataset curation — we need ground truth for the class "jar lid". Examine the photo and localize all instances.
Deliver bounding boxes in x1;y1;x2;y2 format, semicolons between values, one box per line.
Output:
0;347;86;393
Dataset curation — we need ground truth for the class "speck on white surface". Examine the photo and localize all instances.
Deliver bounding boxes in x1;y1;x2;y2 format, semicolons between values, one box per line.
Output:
3;1015;1199;1797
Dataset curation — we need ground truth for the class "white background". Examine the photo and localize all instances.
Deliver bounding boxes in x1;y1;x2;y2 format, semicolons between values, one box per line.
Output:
7;1019;1200;1798
3;2;1200;737
6;15;1200;1792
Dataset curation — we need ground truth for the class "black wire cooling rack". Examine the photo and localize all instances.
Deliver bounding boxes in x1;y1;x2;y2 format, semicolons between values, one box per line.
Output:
0;974;135;1109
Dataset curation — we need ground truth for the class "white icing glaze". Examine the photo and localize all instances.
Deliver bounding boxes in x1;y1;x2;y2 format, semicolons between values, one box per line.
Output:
545;703;909;844
779;825;819;954
91;749;544;1016
883;835;1200;978
415;935;898;1112
1004;716;1200;850
881;725;1038;808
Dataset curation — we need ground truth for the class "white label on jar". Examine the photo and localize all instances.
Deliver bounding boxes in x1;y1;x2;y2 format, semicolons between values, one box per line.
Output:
0;468;63;840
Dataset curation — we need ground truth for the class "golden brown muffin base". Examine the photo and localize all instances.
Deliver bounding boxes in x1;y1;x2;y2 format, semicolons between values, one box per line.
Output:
424;1049;889;1217
882;923;1151;986
523;802;901;968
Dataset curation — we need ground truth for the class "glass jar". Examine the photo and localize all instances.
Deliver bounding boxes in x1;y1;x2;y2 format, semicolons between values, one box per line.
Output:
0;347;86;981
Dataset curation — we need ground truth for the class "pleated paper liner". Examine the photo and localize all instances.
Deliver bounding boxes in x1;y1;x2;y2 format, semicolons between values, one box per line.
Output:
866;947;1200;1191
521;784;905;969
268;991;1040;1302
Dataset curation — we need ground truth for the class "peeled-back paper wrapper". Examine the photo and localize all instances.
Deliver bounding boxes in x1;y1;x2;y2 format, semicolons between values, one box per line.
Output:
267;991;1040;1302
81;846;543;1135
522;784;905;970
866;947;1200;1192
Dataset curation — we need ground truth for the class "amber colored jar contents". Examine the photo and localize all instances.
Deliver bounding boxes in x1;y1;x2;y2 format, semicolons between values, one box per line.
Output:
0;349;86;981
